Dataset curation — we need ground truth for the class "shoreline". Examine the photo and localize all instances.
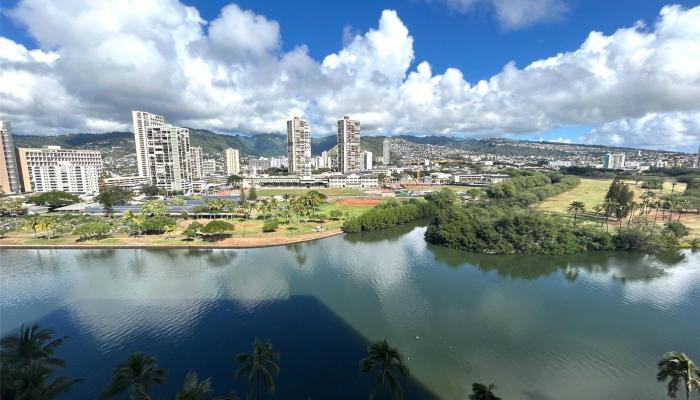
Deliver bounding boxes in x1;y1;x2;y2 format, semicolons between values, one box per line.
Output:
0;229;344;250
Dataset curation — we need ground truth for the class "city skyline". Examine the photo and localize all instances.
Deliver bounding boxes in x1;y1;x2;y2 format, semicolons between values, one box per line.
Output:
0;1;699;152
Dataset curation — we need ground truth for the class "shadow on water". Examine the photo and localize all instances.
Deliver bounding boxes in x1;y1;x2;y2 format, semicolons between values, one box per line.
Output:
29;296;438;400
426;244;686;282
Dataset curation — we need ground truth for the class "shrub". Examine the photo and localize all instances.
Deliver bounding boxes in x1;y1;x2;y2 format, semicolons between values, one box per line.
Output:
329;210;344;220
663;221;689;239
262;219;280;232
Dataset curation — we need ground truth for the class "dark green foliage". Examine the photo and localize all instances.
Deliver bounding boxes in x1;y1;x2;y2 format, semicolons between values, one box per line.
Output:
424;188;457;208
95;186;133;214
329;209;344;220
341;199;434;233
641;178;663;190
101;352;165;399
201;220;235;240
486;173;580;204
262;219;280;232
663;221;689;239
227;175;243;185
29;191;81;210
183;221;204;240
1;324;80;399
73;221;111;240
139;216;177;235
425;204;615;255
248;187;257;201
360;339;409;400
236;339;280;400
605;178;635;219
140;183;160;197
469;383;502;400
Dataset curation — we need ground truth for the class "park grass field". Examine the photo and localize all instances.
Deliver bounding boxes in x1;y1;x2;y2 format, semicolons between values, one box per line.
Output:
0;199;378;248
536;178;687;213
536;178;699;240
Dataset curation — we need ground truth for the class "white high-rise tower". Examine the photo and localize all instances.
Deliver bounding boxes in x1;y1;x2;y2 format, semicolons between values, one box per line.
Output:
337;116;361;174
287;117;311;175
132;111;164;177
225;148;241;175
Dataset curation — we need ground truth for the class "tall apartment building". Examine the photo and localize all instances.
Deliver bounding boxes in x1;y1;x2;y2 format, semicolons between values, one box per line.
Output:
382;139;391;165
362;151;373;170
603;153;626;169
287;117;311;175
202;159;217;176
695;146;700;168
190;146;204;179
225;148;240;175
132;111;165;177
16;146;103;194
0;121;21;194
144;125;192;193
337;116;361;174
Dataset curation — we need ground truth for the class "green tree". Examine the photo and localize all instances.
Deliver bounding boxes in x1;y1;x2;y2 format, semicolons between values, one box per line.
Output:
657;352;700;399
140;183;160;197
469;383;502;400
1;324;80;399
360;339;409;400
73;221;111;241
141;199;168;217
235;339;280;400
566;201;586;227
96;186;133;215
183;221;204;240
29;191;81;211
101;352;166;400
227;175;243;186
139;216;177;235
201;220;235;241
249;186;258;201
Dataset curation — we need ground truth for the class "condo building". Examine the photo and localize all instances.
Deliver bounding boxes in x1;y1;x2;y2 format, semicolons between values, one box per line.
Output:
0;121;21;194
16;146;103;194
144;125;193;193
132;111;165;177
287;117;311;175
362;151;373;170
603;153;626;169
191;146;204;179
337;116;361;174
383;139;391;165
225;148;241;175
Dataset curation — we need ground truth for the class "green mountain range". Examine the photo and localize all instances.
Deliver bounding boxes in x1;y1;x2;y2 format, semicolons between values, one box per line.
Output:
11;128;678;160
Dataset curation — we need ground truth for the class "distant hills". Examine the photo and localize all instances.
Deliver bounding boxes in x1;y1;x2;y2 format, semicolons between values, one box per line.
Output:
11;128;681;159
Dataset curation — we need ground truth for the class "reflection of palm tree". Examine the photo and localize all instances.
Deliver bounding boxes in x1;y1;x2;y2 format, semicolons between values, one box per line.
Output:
175;371;238;400
469;382;502;400
101;352;166;399
1;324;80;399
360;339;409;400
235;339;280;400
657;352;700;400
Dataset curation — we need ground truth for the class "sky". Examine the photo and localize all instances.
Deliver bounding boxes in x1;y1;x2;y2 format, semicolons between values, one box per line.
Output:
1;0;699;152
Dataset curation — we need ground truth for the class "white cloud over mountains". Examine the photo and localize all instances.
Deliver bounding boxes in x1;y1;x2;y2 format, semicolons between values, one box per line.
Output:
1;1;699;151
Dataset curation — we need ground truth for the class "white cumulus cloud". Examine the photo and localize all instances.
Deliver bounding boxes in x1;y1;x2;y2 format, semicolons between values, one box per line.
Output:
1;1;699;151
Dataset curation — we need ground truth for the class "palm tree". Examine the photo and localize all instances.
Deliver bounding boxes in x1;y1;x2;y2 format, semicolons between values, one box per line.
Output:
1;324;80;399
566;201;586;227
0;324;67;367
175;371;237;400
360;339;409;400
469;382;502;400
657;352;700;399
235;339;280;400
101;352;166;399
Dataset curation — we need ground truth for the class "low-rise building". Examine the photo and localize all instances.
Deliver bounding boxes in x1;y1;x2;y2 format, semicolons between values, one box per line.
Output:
104;175;151;191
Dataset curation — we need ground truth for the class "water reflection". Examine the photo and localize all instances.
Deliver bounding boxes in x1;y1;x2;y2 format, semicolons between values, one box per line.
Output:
1;225;699;400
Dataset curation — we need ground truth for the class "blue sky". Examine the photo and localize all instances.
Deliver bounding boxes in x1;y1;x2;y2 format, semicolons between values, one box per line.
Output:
1;0;699;150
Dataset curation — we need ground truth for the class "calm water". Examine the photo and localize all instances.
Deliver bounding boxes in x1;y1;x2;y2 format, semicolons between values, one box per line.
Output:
1;224;699;399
